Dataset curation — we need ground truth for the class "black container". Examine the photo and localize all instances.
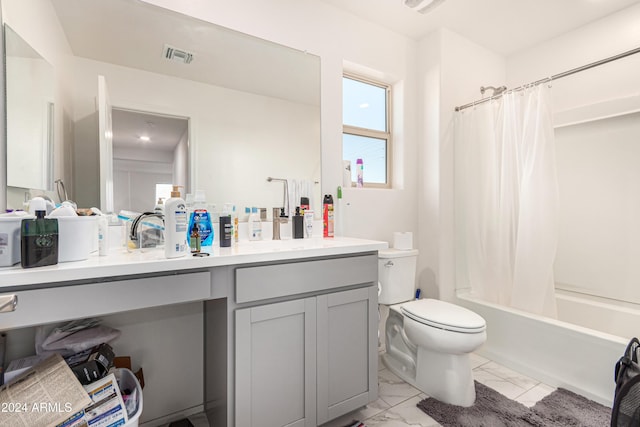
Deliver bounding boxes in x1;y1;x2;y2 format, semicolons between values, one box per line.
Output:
21;211;58;268
293;207;304;239
219;215;232;247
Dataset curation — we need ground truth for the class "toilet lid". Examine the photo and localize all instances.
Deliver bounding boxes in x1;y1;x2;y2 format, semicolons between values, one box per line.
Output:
400;299;486;333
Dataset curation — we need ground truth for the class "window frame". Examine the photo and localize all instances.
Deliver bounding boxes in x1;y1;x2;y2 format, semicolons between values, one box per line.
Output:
342;72;392;189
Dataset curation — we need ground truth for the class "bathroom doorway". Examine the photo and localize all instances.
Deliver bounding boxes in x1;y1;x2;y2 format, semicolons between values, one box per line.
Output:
111;108;189;214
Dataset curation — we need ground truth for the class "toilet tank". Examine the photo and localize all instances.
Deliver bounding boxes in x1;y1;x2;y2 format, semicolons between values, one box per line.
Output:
378;248;419;305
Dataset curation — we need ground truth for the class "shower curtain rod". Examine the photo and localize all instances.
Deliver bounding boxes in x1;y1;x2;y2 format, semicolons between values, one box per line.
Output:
454;45;640;112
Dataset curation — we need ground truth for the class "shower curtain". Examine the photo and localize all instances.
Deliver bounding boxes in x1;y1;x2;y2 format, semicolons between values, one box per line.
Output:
456;84;559;318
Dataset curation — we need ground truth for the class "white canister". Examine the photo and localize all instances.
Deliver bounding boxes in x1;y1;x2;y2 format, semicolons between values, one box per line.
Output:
0;216;24;266
55;216;98;262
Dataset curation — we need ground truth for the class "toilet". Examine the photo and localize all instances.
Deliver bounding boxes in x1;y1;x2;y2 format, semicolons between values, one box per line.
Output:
378;248;486;407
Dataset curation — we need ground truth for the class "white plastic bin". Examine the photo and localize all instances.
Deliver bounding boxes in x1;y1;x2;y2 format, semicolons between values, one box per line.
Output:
55;216;97;262
0;216;22;266
114;368;143;427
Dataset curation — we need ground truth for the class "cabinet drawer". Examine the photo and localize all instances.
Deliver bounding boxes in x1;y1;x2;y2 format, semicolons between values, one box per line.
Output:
235;254;377;304
0;271;211;331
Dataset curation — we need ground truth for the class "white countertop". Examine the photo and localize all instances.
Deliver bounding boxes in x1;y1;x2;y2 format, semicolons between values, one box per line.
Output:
0;237;387;289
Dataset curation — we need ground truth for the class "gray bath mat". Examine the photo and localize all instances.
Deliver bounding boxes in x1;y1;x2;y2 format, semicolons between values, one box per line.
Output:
416;381;611;426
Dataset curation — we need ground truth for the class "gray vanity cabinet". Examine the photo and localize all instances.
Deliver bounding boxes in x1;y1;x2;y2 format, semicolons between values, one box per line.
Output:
316;286;378;425
233;254;379;427
235;297;317;427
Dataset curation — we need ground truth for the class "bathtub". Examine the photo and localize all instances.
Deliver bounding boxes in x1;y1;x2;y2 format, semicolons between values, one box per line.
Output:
456;289;629;406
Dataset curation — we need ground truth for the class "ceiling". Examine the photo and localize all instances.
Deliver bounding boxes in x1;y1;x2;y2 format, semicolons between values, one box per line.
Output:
112;109;188;152
51;0;320;152
320;0;640;55
50;0;320;106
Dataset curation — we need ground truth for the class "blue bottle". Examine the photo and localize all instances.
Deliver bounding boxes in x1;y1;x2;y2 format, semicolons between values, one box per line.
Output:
188;190;213;246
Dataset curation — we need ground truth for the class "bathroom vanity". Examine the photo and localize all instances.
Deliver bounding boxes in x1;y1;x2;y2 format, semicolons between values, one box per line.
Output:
0;237;386;427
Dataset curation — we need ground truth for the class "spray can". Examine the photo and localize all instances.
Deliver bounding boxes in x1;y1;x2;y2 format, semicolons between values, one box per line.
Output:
323;194;334;238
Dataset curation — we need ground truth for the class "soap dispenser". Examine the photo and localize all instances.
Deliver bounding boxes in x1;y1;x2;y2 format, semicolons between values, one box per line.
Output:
292;207;304;239
164;185;188;258
21;197;59;268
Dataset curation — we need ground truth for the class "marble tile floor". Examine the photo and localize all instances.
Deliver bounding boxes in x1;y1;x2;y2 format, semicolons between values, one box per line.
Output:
322;352;557;427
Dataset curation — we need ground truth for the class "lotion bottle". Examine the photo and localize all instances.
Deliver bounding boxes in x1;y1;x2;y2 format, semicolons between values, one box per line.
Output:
164;185;188;258
248;207;262;241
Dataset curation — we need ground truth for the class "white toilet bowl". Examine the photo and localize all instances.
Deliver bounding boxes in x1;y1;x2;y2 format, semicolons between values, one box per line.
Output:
400;299;486;407
378;249;487;407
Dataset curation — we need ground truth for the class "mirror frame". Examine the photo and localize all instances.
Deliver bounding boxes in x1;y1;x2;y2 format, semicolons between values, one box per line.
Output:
0;3;6;213
1;0;321;215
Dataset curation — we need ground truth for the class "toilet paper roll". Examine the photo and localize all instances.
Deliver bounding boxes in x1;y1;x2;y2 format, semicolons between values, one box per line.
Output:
393;231;413;250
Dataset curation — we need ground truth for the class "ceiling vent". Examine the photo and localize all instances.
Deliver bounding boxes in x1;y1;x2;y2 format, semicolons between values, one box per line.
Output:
162;44;194;64
403;0;446;14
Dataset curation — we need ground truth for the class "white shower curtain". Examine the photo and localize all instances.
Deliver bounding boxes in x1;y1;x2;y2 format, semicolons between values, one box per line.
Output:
456;84;559;318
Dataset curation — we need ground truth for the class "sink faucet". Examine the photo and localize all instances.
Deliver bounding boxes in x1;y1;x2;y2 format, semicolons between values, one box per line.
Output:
272;207;289;240
267;177;289;216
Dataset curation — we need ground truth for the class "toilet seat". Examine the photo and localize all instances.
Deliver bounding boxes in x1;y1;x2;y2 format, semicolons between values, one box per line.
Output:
401;299;486;334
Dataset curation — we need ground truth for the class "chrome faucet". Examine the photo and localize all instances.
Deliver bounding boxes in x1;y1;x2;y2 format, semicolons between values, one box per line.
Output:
272;207;289;240
267;177;289;217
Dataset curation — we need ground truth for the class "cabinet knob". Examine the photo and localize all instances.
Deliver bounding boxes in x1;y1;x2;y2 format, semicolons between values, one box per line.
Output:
0;294;18;313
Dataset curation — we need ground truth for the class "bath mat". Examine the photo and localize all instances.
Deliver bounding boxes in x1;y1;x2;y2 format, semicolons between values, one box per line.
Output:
416;381;611;427
341;421;366;427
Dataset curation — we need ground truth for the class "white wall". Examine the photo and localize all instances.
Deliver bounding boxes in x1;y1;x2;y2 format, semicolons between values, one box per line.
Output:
141;0;420;245
555;112;640;304
418;29;506;301
113;148;174;213
507;3;640;305
507;3;640;114
70;56;320;214
173;128;189;190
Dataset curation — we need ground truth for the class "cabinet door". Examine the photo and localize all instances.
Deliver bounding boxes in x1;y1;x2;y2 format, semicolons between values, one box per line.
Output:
236;298;317;427
316;286;378;424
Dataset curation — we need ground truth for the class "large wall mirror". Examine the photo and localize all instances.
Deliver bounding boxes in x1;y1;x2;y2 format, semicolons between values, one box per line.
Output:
5;24;54;192
2;0;321;215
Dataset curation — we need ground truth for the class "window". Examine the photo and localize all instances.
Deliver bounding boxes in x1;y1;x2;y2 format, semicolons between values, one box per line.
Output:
342;74;391;187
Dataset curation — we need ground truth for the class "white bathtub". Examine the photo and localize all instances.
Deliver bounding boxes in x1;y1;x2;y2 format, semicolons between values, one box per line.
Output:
456;289;629;406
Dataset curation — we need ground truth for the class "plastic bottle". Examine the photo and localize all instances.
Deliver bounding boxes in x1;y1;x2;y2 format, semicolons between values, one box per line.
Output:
248;207;262;241
323;194;334;238
356;158;364;188
304;210;314;238
98;215;109;256
232;205;239;244
164;185;188;258
336;186;343;237
190;222;201;253
189;190;213;247
219;203;232;247
300;197;310;213
154;198;164;214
